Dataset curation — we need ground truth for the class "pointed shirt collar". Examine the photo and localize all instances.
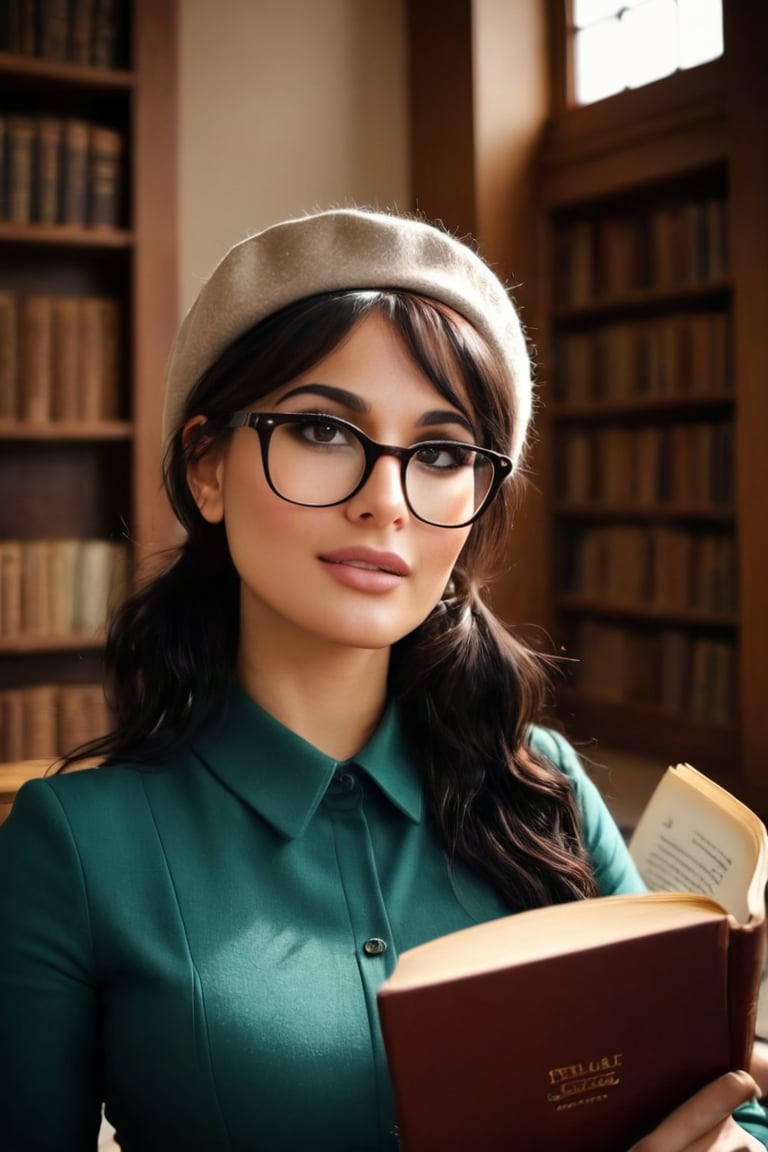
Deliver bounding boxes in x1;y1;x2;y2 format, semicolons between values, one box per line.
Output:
191;683;422;839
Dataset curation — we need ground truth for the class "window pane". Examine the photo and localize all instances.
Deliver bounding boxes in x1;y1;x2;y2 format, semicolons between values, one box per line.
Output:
574;0;648;26
570;0;723;105
678;0;723;68
573;20;625;104
573;0;623;29
624;0;678;89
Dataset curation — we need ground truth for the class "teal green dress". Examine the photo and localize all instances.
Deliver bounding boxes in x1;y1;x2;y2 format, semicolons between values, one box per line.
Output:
0;684;765;1150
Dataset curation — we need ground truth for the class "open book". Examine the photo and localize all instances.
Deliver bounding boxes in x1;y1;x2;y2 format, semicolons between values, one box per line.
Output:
377;764;768;1152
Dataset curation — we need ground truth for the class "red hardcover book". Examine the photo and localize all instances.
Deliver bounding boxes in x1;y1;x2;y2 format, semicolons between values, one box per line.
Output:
378;765;768;1152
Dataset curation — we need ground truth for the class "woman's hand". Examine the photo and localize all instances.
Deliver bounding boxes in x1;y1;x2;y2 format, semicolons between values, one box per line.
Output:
630;1071;763;1151
750;1041;768;1100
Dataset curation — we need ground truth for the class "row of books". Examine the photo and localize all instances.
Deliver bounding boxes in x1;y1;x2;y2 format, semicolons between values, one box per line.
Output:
0;682;110;761
553;196;729;307
0;538;130;639
0;115;125;228
556;422;735;508
552;311;731;405
0;0;126;69
561;526;738;616
571;621;737;724
0;292;122;422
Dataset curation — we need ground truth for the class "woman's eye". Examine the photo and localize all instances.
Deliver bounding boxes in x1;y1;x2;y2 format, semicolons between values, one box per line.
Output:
298;419;349;446
415;443;472;470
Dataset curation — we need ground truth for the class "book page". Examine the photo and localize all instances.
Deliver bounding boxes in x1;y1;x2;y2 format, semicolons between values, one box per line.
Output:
382;894;721;989
629;765;767;922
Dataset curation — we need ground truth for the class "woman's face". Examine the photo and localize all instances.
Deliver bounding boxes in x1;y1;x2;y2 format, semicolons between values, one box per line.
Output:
189;311;476;655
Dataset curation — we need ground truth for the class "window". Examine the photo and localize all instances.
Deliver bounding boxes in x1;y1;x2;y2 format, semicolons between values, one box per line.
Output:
570;0;723;106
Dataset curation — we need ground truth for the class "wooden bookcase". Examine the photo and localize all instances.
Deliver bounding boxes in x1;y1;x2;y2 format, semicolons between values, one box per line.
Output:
0;0;178;761
537;2;768;810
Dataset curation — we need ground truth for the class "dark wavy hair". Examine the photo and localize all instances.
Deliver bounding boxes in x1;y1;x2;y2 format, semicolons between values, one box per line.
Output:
64;289;597;909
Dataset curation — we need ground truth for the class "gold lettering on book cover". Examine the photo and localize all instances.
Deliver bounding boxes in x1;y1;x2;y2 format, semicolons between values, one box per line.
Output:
547;1054;622;1108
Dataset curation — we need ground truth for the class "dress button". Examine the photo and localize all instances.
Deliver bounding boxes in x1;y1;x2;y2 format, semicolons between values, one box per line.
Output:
363;937;387;956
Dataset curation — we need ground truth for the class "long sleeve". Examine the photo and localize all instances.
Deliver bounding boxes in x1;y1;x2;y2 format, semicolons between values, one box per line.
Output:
0;780;103;1152
528;725;647;895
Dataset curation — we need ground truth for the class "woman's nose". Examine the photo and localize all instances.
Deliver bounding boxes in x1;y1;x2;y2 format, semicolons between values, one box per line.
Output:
343;455;410;526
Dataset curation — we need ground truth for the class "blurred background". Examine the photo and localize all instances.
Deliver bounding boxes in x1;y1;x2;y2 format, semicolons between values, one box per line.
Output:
1;0;767;824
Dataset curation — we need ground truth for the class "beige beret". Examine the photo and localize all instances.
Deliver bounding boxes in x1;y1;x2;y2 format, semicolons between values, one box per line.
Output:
164;208;532;465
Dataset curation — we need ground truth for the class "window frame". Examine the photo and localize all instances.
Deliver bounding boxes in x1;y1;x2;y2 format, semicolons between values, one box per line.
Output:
548;0;726;143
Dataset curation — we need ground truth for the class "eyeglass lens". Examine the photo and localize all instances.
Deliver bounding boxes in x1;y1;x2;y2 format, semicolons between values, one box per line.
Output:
266;419;495;527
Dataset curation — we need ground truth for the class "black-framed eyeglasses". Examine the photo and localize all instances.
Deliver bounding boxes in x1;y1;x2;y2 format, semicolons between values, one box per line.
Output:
224;411;513;528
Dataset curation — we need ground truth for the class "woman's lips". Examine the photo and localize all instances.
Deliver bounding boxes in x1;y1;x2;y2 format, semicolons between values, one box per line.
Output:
319;548;410;591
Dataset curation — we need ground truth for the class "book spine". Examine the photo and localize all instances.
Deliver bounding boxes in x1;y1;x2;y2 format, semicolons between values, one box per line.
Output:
727;920;767;1071
22;684;58;760
57;682;110;754
1;683;111;760
47;538;80;635
35;117;63;225
0;5;16;51
78;297;121;418
20;540;51;637
108;538;131;608
91;0;121;67
73;539;114;632
0;541;23;639
39;0;70;61
0;291;19;420
0;115;6;219
0;690;25;761
99;297;120;416
69;0;95;64
19;295;53;422
61;119;90;227
6;115;36;224
51;297;81;420
88;126;124;228
79;298;102;419
18;0;38;55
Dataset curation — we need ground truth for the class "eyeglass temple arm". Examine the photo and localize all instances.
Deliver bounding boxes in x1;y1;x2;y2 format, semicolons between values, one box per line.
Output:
225;413;256;429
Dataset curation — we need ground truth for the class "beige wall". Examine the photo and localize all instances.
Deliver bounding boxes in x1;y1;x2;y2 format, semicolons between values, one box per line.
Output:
178;0;410;313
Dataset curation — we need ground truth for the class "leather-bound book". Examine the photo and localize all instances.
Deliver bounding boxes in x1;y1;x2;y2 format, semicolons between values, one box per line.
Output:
19;296;53;422
378;765;768;1152
51;297;81;420
5;116;35;224
35;117;63;224
61;119;90;227
0;291;18;420
88;126;124;229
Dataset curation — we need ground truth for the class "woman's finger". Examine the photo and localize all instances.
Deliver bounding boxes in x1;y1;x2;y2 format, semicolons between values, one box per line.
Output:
630;1071;761;1152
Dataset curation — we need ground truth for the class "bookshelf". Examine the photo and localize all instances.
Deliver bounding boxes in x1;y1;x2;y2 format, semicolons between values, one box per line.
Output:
537;2;768;808
0;0;178;762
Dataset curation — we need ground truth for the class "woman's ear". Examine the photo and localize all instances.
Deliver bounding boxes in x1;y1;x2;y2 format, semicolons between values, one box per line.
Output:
184;416;226;524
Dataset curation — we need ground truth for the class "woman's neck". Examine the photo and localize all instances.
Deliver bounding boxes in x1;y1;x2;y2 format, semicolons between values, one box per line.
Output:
236;636;391;761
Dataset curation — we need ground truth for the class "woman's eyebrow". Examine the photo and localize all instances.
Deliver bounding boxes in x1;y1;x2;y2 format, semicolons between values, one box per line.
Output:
279;383;368;412
278;382;476;437
417;410;476;437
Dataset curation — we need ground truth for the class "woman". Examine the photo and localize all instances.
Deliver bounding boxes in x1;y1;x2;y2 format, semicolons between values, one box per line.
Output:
0;208;765;1151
